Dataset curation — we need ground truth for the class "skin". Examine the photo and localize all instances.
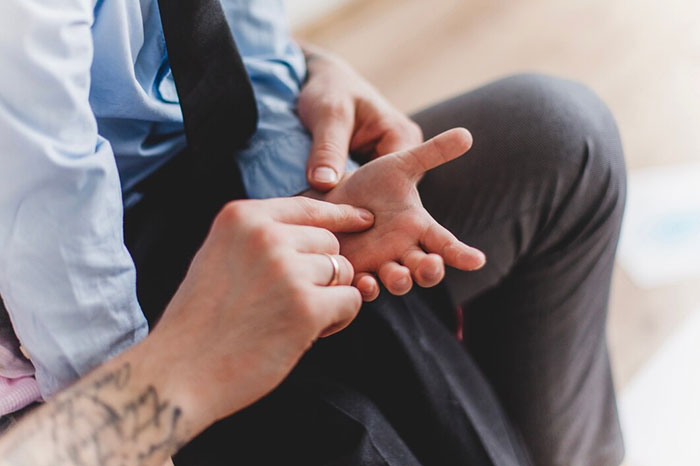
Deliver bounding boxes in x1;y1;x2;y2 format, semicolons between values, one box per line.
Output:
0;128;482;466
0;44;487;466
299;44;425;187
299;47;485;300
309;129;486;301
0;197;372;466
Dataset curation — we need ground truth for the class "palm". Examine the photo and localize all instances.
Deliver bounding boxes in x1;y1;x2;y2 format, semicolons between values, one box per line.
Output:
322;129;486;295
328;157;427;271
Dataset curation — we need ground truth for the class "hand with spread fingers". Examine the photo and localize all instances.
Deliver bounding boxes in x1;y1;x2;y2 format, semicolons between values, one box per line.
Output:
312;128;486;301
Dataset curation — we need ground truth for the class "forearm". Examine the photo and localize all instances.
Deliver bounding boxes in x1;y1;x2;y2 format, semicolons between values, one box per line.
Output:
0;337;197;466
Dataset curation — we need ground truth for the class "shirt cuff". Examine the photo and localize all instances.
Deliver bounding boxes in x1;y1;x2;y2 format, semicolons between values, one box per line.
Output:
236;130;312;199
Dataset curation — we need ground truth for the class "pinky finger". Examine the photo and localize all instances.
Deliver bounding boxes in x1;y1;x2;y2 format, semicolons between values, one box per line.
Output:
317;285;363;338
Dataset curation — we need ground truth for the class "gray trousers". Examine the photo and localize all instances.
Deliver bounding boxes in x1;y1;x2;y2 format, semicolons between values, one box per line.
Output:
415;74;626;466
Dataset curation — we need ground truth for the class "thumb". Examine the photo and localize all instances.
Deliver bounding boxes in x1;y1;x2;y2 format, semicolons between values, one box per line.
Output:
307;104;354;192
395;128;472;178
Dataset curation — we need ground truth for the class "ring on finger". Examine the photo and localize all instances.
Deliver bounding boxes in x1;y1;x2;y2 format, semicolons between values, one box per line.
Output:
325;254;340;287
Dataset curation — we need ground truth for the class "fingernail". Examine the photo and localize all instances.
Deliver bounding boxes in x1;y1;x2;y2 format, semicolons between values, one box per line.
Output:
312;166;338;184
361;284;376;299
447;244;486;270
423;263;442;281
472;249;487;269
356;208;374;222
396;276;410;289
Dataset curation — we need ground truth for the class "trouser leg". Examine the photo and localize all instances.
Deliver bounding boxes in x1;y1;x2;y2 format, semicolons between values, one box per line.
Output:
414;74;626;466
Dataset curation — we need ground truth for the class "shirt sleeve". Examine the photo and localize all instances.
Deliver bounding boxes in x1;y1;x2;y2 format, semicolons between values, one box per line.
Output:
0;0;148;398
222;1;360;199
216;1;301;198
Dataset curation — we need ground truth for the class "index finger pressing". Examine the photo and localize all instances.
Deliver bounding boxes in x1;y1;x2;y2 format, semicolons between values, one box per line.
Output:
263;197;375;233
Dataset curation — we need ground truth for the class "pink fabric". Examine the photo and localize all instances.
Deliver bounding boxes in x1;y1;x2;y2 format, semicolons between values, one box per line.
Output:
0;315;41;416
0;376;41;416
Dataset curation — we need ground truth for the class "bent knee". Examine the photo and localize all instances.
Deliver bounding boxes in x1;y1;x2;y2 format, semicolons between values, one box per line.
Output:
487;73;625;206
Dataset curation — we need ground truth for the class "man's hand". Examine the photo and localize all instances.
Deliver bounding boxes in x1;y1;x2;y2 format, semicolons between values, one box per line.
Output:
0;198;374;466
317;129;486;301
299;45;423;191
153;197;373;427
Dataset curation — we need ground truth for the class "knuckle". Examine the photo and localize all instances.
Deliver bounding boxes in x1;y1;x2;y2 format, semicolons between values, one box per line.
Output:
313;140;346;163
217;200;249;226
430;135;452;163
320;98;353;121
249;224;283;249
287;286;316;320
401;146;430;173
266;251;293;278
298;197;323;221
366;117;392;135
400;248;420;266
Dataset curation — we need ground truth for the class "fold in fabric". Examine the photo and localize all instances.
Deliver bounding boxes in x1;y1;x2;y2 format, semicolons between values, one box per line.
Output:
0;304;41;417
0;376;41;417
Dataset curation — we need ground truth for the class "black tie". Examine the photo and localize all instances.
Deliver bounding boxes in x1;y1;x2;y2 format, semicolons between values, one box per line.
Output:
126;1;259;324
157;0;258;169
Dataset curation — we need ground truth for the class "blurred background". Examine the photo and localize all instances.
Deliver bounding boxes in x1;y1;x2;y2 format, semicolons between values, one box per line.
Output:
284;1;700;465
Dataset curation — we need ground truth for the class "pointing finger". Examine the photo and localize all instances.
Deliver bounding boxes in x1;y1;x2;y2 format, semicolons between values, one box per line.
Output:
395;128;472;178
253;197;374;233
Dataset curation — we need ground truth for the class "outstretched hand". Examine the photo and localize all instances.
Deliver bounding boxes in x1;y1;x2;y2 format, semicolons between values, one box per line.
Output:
317;128;486;300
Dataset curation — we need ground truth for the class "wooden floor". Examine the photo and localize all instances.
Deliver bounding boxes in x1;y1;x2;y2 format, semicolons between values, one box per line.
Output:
295;0;700;388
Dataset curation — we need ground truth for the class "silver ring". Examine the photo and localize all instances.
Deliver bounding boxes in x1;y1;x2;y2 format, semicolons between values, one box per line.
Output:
325;254;340;287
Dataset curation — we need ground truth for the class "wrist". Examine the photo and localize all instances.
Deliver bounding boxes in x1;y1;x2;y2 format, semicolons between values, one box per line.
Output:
0;337;200;466
135;327;212;436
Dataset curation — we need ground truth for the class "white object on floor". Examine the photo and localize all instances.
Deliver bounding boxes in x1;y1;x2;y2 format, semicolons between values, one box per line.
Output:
618;163;700;288
619;307;700;466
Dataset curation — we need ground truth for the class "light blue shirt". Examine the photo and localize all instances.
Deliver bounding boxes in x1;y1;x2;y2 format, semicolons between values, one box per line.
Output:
0;0;313;398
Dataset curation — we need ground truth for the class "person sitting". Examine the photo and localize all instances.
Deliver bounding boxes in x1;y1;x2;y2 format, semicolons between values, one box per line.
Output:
0;1;626;464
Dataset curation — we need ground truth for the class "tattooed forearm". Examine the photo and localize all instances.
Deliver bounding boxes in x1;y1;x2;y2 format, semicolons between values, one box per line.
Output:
1;363;187;466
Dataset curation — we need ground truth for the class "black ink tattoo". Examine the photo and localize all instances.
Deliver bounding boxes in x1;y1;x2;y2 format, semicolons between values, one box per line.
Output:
3;363;185;466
